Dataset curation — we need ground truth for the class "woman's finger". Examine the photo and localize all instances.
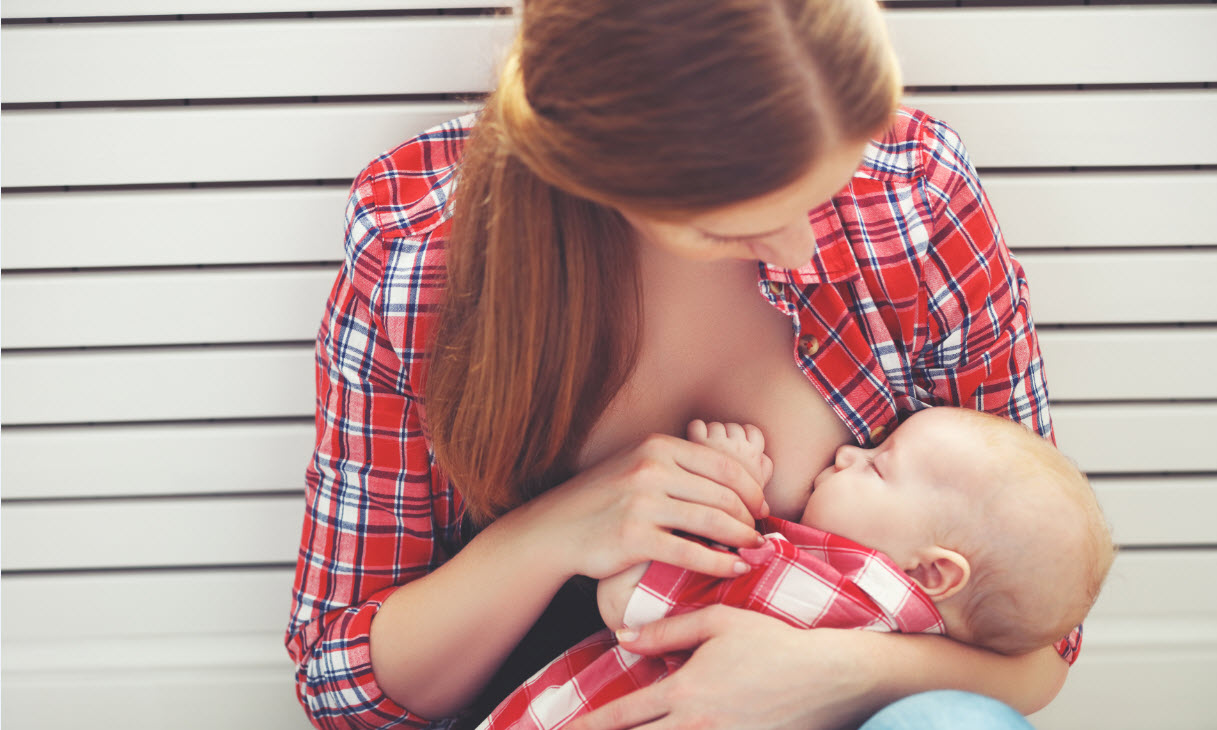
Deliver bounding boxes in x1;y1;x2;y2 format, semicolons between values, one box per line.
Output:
566;683;669;730
658;471;754;527
658;438;768;518
650;532;751;579
652;497;761;549
615;605;736;656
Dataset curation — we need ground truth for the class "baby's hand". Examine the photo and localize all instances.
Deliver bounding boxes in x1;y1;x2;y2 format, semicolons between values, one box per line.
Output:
687;421;774;489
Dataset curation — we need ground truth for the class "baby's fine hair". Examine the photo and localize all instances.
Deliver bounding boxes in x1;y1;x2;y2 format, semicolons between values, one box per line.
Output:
938;410;1115;656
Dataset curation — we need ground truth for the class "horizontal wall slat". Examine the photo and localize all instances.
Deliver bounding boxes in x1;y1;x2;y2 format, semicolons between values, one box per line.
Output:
5;92;1214;187
0;101;476;187
2;403;1210;501
0;187;348;270
1037;328;1217;402
4;172;1213;272
986;171;1217;250
2;331;1214;425
911;91;1217;168
1091;477;1217;547
1;568;293;640
5;250;1212;348
1;268;337;348
0;0;511;17
1053;403;1217;474
884;6;1217;86
1031;649;1217;730
0;485;1211;573
0;422;315;499
9;635;291;675
0;346;315;424
0;670;309;730
0;17;517;104
0;496;301;571
4;8;1215;104
4;550;1210;648
1018;251;1217;326
4;550;1210;650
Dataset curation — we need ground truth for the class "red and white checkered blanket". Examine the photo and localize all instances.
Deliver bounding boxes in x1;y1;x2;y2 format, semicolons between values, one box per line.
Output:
478;517;945;729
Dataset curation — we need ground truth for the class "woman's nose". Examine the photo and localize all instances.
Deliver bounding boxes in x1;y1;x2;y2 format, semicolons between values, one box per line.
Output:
834;444;864;470
756;220;816;269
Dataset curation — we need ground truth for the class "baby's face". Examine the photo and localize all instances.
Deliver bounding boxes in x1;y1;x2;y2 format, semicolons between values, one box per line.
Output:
801;410;981;567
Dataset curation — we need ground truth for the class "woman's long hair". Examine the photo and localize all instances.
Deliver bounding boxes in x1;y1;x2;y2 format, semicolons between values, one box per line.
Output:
427;0;903;524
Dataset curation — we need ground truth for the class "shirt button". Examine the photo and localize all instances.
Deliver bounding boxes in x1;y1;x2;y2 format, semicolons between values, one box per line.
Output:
869;424;888;444
765;281;784;298
797;334;820;357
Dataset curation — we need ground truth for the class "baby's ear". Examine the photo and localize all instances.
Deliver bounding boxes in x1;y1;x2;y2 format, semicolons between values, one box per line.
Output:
904;547;970;601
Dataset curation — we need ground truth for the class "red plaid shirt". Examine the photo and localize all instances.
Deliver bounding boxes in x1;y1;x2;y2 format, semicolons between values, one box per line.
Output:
286;106;1074;729
479;518;947;730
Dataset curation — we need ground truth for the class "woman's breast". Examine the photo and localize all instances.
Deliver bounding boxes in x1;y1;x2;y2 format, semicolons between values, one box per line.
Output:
578;276;853;521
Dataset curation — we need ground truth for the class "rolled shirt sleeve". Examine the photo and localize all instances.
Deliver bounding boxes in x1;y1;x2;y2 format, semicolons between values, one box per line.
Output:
286;152;464;727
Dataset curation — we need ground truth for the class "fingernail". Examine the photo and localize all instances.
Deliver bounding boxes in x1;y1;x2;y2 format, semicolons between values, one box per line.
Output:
761;500;770;518
616;628;639;642
754;531;765;546
733;560;750;574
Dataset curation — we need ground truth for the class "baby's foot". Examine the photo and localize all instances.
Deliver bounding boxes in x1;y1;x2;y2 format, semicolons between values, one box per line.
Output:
687;420;774;488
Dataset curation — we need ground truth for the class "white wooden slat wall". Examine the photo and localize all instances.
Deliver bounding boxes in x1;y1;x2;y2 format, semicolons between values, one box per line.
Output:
2;3;1215;729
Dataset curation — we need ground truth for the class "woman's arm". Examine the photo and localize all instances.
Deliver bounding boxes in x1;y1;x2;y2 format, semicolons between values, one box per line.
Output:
572;607;1065;730
289;151;769;727
370;435;770;718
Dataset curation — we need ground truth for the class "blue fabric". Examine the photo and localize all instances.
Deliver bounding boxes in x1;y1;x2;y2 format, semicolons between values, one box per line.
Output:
859;690;1034;729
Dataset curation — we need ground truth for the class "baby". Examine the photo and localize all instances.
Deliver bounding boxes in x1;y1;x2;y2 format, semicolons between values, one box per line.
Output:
479;407;1115;730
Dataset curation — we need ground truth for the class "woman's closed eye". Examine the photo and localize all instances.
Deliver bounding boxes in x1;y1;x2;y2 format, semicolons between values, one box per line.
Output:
701;231;760;245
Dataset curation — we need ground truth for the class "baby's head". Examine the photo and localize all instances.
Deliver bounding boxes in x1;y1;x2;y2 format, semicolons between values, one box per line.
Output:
803;407;1115;655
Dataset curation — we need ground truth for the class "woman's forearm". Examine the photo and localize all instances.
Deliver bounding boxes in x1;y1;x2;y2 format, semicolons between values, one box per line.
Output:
860;632;1068;715
368;505;572;720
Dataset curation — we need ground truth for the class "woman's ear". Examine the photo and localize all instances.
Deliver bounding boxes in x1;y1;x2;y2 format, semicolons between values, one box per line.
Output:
904;547;970;601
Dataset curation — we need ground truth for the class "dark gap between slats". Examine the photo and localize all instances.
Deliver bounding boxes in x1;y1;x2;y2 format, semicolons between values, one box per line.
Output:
0;340;315;356
0;261;343;276
1;544;1205;580
1087;471;1217;480
1048;398;1217;408
4;1;1216;23
4;82;1212;112
4;166;1214;197
0;8;513;25
0;179;352;194
3;400;1215;431
0;415;313;432
1;490;304;506
1;91;485;111
887;0;1217;6
1008;244;1217;254
1034;322;1217;332
0;563;298;578
6;247;1216;277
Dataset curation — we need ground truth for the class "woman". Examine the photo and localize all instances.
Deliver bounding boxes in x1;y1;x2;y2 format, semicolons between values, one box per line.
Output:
286;1;1077;728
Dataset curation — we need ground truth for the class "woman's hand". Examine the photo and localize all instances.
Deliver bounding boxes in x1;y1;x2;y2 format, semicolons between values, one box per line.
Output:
567;605;1068;730
568;606;887;730
516;433;769;582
